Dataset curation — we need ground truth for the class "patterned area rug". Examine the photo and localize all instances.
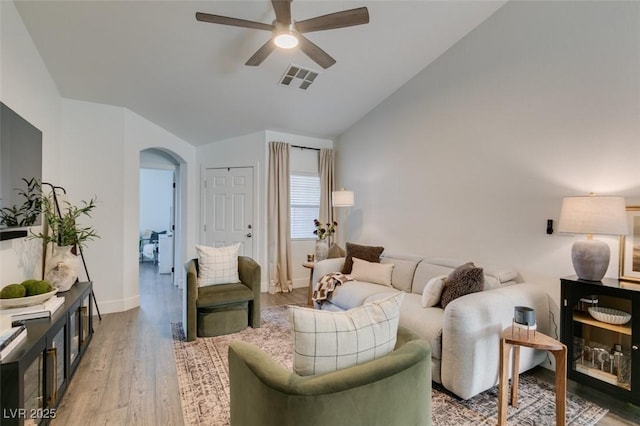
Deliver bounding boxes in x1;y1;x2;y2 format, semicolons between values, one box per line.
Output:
171;305;608;426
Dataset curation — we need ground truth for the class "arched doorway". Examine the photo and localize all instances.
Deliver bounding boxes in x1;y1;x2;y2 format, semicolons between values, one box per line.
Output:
139;148;182;286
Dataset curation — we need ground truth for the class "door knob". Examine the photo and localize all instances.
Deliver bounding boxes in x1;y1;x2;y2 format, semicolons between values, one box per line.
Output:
246;233;252;238
633;345;639;350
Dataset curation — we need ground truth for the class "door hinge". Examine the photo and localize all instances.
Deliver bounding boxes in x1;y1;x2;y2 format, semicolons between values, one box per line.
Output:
173;182;176;189
563;299;567;307
204;224;206;232
171;267;174;273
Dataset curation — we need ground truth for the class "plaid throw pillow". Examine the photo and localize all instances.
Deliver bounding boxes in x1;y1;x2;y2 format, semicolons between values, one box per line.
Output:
195;243;241;286
289;292;404;376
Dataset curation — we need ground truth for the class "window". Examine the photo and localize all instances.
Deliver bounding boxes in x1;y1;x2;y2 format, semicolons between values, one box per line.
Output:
290;173;320;239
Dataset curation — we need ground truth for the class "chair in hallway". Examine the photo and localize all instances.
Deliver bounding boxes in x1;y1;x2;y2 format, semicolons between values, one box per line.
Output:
184;256;260;341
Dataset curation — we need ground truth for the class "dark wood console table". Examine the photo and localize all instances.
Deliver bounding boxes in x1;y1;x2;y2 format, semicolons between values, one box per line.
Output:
1;282;94;425
560;276;639;406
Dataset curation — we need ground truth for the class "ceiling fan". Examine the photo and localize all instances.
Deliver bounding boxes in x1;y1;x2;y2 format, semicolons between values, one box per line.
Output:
196;0;369;69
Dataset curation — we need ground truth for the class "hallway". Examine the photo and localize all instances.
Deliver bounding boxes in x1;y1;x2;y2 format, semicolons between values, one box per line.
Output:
52;263;184;425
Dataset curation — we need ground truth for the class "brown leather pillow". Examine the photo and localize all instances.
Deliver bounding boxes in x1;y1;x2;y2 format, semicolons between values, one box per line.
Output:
341;242;384;274
440;262;485;309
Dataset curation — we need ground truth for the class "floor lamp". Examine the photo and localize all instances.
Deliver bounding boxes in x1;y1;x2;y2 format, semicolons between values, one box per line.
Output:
332;189;354;247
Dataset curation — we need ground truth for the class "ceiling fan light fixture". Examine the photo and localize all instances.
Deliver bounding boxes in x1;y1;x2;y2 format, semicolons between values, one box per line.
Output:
274;31;298;49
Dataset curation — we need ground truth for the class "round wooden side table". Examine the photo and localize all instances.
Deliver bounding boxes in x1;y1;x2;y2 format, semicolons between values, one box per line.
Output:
302;261;315;306
498;326;567;426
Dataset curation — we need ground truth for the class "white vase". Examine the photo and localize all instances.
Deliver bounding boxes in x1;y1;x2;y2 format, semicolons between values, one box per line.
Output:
45;244;80;292
315;239;329;262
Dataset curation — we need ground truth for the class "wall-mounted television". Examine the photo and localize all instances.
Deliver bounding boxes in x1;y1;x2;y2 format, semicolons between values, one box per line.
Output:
0;102;43;240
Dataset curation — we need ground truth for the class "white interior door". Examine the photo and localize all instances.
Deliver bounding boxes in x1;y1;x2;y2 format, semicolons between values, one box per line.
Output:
203;167;254;257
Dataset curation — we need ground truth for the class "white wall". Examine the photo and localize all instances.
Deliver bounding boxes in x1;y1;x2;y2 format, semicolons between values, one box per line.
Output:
196;130;332;291
336;0;640;330
139;169;174;233
196;131;266;287
0;1;197;312
0;1;61;285
57;101;197;313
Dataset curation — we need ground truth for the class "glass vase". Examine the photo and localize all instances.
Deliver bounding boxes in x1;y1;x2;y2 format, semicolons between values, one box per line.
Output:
315;239;329;262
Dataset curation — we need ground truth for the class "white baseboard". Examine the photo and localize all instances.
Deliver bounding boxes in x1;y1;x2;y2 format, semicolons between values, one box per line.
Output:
96;294;140;314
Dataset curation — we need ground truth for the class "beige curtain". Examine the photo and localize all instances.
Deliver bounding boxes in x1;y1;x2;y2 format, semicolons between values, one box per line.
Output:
319;148;335;243
268;142;293;293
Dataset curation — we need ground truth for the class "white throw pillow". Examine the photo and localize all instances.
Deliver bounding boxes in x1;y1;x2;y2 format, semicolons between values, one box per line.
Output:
289;292;404;376
195;243;241;286
421;275;447;307
350;257;394;287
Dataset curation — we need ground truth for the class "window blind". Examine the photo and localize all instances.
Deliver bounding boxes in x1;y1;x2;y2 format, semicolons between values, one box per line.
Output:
290;173;320;239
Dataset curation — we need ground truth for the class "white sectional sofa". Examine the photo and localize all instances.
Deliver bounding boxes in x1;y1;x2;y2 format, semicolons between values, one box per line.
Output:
312;254;550;400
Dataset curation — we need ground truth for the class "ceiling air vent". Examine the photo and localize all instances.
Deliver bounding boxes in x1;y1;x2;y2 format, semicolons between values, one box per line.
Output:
279;65;319;91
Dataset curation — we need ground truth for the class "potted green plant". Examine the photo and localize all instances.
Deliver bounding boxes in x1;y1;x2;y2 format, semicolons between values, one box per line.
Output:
0;177;42;228
33;194;99;250
31;187;99;291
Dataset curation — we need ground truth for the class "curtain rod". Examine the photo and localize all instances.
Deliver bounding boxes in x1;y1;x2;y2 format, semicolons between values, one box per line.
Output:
291;144;321;151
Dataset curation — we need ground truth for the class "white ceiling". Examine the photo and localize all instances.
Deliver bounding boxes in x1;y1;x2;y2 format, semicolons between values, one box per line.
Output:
15;1;506;146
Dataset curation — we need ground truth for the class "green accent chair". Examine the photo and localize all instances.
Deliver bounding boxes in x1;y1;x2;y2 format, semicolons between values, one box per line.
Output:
185;256;261;341
228;326;432;426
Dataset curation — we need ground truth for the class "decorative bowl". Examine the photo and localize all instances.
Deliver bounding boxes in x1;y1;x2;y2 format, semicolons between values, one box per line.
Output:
0;288;58;309
588;307;631;325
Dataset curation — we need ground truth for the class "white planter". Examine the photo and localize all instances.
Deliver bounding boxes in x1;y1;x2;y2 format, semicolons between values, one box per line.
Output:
44;244;80;292
315;239;329;262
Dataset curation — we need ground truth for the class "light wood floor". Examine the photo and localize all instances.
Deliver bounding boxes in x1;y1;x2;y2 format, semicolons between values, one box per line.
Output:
52;263;638;425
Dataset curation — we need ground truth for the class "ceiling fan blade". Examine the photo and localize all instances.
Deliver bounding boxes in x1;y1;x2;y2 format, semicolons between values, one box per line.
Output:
296;7;369;33
297;35;336;69
196;12;273;31
271;0;292;24
245;39;277;66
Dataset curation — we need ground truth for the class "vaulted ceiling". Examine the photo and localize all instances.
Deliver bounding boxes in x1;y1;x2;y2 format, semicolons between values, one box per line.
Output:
15;1;506;146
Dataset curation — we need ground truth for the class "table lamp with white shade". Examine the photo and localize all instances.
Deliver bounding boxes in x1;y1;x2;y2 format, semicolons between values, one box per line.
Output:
332;189;354;246
557;194;628;281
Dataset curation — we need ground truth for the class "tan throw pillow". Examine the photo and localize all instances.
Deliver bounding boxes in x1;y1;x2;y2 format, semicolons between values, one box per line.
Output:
195;243;241;286
421;275;447;307
289;292;404;376
439;262;485;308
350;257;394;286
327;243;346;259
341;242;384;274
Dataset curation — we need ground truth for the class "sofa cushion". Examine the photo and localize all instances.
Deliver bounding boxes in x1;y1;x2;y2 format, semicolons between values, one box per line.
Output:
342;242;384;274
289;292;404;376
440;263;485;308
351;258;394;286
196;282;254;308
326;281;399;310
196;243;240;286
412;262;457;295
398;293;444;360
421;275;447;307
381;255;422;292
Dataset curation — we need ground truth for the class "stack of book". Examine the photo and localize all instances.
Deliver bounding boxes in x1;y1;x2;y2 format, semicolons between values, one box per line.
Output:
0;325;27;361
1;296;65;323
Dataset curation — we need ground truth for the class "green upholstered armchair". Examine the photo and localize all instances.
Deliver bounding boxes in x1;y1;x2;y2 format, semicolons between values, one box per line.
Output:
228;326;432;426
185;256;261;341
